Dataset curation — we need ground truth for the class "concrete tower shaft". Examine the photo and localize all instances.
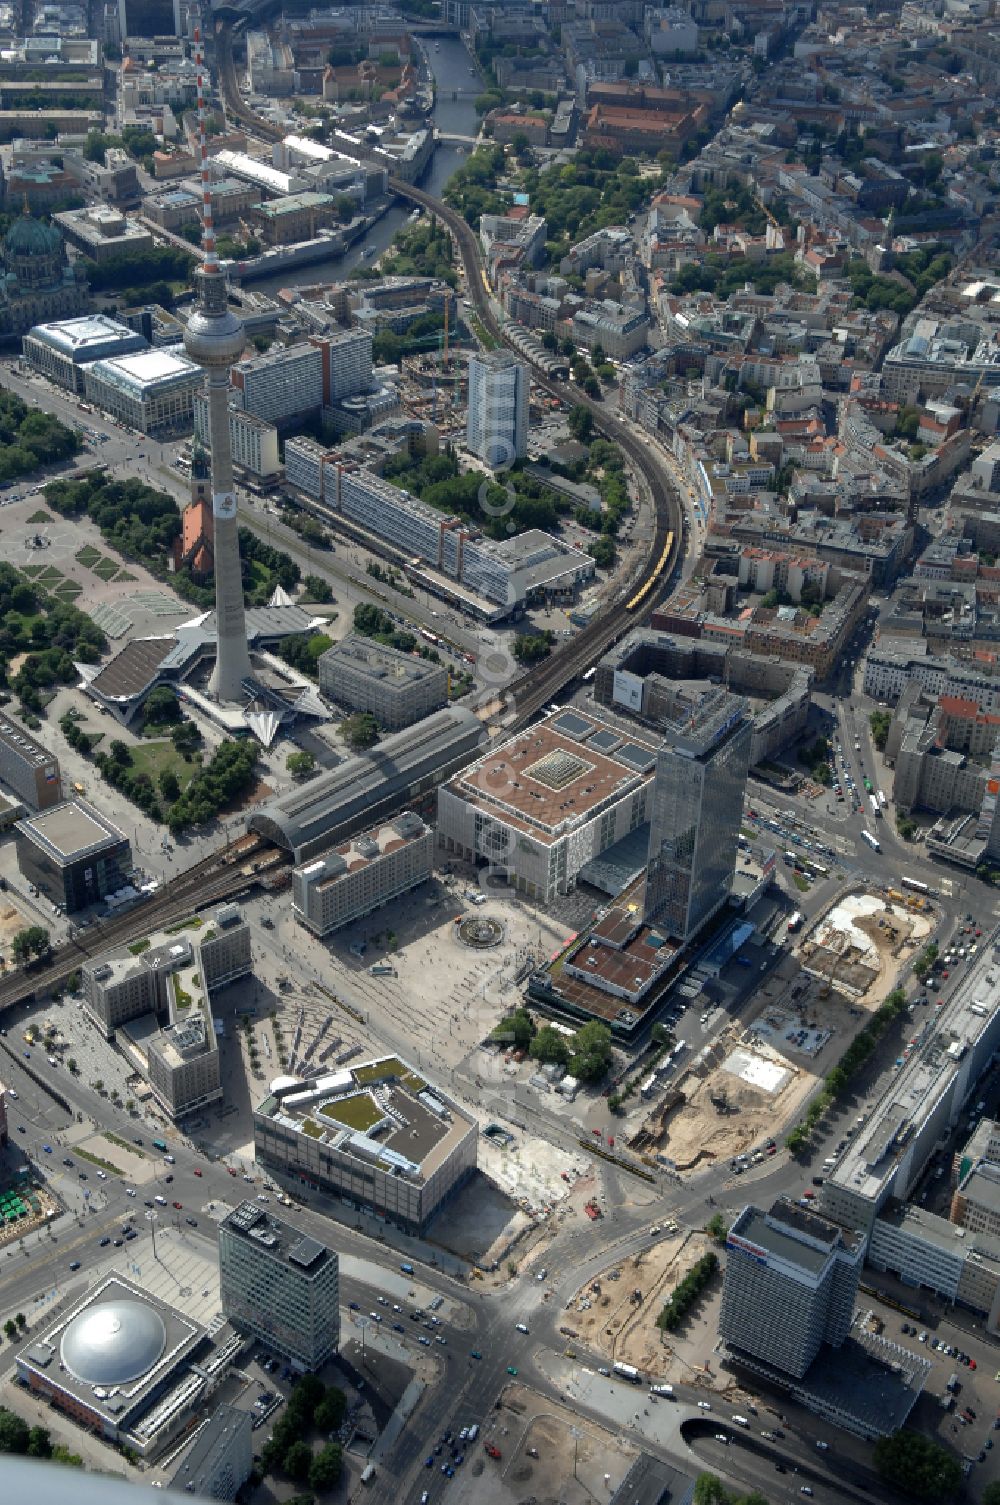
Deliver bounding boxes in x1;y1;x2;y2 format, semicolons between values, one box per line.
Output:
183;26;252;705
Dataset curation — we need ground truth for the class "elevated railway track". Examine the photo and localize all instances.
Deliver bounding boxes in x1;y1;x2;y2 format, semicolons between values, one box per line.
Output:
0;837;288;1012
0;27;694;1022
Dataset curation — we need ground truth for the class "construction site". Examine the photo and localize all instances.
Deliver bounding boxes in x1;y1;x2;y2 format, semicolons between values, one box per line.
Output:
623;887;936;1177
561;1226;719;1380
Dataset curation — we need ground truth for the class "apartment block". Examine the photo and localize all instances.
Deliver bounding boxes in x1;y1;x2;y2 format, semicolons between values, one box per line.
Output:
317;634;447;729
230;342;324;428
466;350;529;468
194;393;280;478
292;811;433;936
219;1202;340;1372
309;328;373;404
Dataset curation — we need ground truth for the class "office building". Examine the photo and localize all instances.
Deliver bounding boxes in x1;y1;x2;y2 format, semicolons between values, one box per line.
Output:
466;350;529;468
0;717;60;811
193;393;281;478
317;634;448;729
437;708;658;903
219;1202;340;1371
254;1056;478;1235
15;799;130;912
53;206;152;264
643;689;751;940
0;1084;7;1148
168;1403;253;1501
721;1198;863;1379
821;928;1000;1238
22;313;147;393
230;342;323;429
293;811;433;936
83;348;203;436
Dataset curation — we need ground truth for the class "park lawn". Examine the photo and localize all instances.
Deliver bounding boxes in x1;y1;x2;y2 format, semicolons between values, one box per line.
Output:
93;557;119;581
28;510;53;525
19;565;44;577
127;738;197;792
76;545;101;566
37;566;63;585
54;580;83;601
114;570;136;583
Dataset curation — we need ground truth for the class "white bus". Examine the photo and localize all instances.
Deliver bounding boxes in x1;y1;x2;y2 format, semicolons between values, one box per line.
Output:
901;876;929;895
870;794;881;818
861;829;881;852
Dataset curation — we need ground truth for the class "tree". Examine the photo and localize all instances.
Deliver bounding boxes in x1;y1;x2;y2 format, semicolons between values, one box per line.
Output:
490;1008;536;1049
529;1025;571;1066
314;1387;346;1433
513;632;553;665
109;738;131;766
341;713;379;751
568;1020;613;1082
67;1058;78;1075
144;685;180;725
158;769;180;802
873;1430;962;1501
2;1320;16;1341
303;573;333;603
283;1440;314;1482
14;1314;25;1330
12;926;50;966
308;1442;343;1491
981;1485;1000;1505
0;1408;28;1454
287;750;316;778
27;1425;52;1458
567;405;593;442
869;710;891;751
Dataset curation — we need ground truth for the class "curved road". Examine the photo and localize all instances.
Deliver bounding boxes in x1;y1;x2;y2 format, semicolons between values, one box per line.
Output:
214;21;686;732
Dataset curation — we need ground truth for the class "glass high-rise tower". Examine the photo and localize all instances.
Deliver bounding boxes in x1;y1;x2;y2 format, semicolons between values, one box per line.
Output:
643;689;751;940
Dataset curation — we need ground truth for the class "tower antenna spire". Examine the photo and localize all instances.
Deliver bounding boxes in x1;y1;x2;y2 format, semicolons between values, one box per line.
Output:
193;23;217;271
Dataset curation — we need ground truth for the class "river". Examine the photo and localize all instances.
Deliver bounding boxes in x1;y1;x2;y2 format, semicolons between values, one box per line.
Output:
250;33;481;297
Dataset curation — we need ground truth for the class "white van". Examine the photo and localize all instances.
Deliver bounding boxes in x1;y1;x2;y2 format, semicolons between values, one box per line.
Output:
468;1424;479;1441
731;1415;749;1428
154;1194;167;1205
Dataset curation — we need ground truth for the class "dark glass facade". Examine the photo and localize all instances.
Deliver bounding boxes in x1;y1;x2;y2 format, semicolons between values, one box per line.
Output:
643;699;751;940
16;831;131;912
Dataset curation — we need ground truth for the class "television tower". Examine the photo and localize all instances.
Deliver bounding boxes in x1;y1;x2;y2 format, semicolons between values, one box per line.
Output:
183;23;252;703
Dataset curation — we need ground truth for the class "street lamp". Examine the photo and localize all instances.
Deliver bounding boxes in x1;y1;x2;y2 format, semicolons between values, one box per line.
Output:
145;1209;158;1262
570;1426;582;1483
357;1314;369;1369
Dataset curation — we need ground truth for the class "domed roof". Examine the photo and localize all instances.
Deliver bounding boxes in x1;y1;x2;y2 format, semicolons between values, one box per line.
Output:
5;214;62;259
60;1298;166;1386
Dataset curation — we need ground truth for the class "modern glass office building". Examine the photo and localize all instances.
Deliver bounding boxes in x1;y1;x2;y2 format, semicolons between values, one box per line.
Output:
642;689;751;940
